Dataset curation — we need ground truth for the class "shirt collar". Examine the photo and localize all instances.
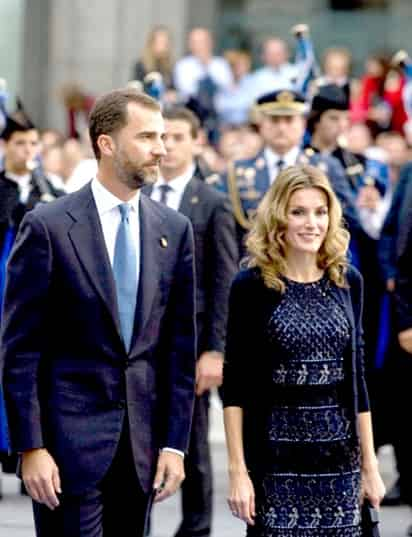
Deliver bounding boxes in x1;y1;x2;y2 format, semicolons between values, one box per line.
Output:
5;172;32;188
155;164;195;194
264;146;300;168
91;177;141;217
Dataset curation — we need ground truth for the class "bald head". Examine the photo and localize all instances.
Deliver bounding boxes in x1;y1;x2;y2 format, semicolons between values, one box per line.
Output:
188;28;213;61
263;38;289;68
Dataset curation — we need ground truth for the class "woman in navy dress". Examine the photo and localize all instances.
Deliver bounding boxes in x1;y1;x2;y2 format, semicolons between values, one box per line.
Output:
223;165;385;536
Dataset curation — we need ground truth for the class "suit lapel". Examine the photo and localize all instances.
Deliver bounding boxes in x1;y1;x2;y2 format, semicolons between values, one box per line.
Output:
130;194;166;352
67;184;121;337
178;176;200;219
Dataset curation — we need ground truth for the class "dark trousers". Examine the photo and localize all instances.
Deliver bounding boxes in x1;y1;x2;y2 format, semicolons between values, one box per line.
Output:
33;421;152;537
175;393;212;537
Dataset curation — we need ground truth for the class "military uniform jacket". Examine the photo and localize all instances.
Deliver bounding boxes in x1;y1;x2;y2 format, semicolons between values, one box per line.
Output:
211;148;361;254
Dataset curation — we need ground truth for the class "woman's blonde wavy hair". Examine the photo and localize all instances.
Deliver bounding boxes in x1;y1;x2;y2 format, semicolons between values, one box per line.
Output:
246;164;350;292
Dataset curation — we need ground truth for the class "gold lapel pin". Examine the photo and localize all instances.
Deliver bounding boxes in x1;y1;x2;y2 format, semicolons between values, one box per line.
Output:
191;196;199;204
160;237;168;248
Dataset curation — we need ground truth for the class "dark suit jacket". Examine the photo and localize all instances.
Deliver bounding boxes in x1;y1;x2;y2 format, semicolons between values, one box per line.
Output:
0;169;64;255
222;266;369;477
379;162;412;282
395;172;412;332
0;184;196;495
144;174;239;354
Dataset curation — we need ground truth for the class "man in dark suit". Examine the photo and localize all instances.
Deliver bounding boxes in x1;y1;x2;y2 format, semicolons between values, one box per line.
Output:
144;106;238;537
0;88;197;536
394;176;412;535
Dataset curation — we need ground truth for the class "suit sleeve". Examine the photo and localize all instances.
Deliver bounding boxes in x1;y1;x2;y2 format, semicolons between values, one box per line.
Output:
379;165;412;281
0;211;52;451
327;157;362;233
349;268;370;413
222;272;253;408
395;180;412;332
204;198;239;352
162;219;196;453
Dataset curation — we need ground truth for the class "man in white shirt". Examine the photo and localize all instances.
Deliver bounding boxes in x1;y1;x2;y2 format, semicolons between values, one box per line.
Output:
174;28;233;101
145;106;238;537
0;89;196;536
250;38;299;101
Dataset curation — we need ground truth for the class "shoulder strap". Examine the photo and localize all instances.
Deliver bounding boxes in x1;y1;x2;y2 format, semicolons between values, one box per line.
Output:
226;161;252;230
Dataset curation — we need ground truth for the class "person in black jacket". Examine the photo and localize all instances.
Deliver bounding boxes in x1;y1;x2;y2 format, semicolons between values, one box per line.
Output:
144;106;239;537
395;176;412;535
222;165;384;536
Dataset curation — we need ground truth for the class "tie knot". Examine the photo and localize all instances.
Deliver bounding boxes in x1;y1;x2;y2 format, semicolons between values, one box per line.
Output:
118;203;131;221
159;184;172;204
277;159;285;171
159;184;172;194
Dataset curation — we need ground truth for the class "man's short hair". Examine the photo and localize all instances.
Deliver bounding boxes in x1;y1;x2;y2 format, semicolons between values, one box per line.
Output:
162;106;200;139
89;88;160;160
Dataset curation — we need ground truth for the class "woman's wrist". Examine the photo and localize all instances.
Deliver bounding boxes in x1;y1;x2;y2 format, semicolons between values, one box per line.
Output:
361;454;379;472
228;463;249;475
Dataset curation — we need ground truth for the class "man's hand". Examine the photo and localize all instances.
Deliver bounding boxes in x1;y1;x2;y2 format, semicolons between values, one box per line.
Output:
357;185;381;210
386;278;395;293
153;451;185;503
21;448;61;510
196;351;223;396
399;328;412;354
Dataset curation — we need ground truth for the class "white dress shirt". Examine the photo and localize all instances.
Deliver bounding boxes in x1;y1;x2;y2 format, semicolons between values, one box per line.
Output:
91;178;183;458
174;55;233;99
264;146;301;184
6;172;32;204
250;64;299;101
151;164;195;210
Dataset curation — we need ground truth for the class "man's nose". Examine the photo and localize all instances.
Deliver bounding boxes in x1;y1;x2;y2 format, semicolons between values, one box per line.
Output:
153;139;167;157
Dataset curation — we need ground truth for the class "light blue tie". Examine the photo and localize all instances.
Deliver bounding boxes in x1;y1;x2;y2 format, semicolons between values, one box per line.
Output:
113;203;137;351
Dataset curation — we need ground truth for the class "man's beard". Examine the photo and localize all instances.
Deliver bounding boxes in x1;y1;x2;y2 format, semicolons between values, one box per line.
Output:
113;152;159;190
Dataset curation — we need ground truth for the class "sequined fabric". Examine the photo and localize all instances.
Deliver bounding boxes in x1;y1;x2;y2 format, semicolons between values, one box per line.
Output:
252;276;361;537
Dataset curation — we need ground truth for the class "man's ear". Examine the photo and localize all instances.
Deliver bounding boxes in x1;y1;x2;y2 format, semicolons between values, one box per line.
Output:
98;134;115;158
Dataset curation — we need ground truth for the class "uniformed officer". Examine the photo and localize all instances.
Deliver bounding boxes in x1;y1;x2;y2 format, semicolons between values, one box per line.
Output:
210;88;361;256
307;83;390;238
307;83;392;455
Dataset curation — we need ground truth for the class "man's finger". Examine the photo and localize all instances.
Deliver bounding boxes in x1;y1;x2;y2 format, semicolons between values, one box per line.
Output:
154;473;181;502
24;479;41;503
39;477;60;510
196;377;208;396
153;461;166;490
52;466;62;495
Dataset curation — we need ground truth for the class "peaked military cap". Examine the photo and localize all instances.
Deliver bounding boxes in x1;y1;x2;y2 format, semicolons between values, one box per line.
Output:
1;97;36;141
255;89;307;116
311;84;349;113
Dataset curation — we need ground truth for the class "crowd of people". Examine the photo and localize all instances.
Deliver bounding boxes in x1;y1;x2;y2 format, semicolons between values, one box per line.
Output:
0;21;412;537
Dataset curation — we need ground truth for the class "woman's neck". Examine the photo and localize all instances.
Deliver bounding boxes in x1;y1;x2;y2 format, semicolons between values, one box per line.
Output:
283;252;323;283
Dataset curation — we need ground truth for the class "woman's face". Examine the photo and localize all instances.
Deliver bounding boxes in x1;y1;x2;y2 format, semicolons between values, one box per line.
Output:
152;31;170;56
284;187;329;256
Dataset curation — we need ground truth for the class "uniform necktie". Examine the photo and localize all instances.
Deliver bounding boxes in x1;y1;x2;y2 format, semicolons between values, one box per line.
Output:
159;184;172;206
276;159;285;172
113;203;137;351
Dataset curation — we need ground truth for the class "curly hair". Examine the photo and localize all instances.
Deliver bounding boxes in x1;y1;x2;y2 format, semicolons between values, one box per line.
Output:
245;164;350;292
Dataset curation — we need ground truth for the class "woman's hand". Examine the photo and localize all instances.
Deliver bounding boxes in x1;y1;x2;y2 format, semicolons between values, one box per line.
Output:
361;461;386;509
227;469;256;526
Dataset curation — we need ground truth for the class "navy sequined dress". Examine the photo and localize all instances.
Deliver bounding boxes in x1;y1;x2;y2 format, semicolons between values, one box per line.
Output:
252;275;361;537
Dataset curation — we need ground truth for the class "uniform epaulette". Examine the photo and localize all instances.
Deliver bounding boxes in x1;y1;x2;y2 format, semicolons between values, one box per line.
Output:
346;164;364;176
205;173;221;186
